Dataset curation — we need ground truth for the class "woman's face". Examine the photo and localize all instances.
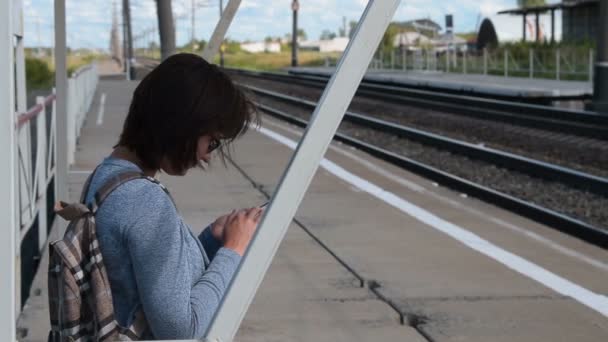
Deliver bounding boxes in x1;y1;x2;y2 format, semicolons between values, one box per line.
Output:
160;135;218;176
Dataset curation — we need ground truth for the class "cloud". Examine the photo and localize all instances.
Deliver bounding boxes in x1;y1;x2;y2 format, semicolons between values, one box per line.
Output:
23;0;566;49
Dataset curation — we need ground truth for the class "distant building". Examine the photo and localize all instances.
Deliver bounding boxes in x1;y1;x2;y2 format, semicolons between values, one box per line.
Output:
299;37;349;53
393;32;431;48
240;41;281;53
391;18;442;38
432;33;468;52
392;31;467;52
498;0;599;43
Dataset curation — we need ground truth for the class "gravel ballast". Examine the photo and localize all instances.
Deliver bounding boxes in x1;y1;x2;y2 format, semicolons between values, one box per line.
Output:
253;94;608;231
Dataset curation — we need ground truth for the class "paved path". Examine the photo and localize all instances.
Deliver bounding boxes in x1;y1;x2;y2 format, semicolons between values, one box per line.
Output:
96;58;124;79
17;79;608;341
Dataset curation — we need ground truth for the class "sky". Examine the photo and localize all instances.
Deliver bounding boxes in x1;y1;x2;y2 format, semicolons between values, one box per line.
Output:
23;0;562;50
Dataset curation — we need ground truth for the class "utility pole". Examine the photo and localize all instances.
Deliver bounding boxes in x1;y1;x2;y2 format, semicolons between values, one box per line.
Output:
593;0;608;114
291;0;299;67
122;0;128;72
191;0;196;52
157;0;176;61
111;1;122;65
219;0;224;66
122;0;134;79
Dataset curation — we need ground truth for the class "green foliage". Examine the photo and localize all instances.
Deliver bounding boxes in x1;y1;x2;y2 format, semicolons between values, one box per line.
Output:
517;0;546;8
213;50;340;71
348;21;358;39
297;28;307;40
25;57;54;90
320;29;337;40
223;39;242;54
379;23;400;55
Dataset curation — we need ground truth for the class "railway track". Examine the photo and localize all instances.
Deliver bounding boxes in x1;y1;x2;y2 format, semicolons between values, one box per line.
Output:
232;71;608;178
244;88;608;249
229;68;608;141
244;85;608;197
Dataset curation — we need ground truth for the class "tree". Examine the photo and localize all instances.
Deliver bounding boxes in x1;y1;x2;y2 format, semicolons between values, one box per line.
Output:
320;29;336;40
297;28;307;40
517;0;546;8
379;23;400;55
348;20;358;39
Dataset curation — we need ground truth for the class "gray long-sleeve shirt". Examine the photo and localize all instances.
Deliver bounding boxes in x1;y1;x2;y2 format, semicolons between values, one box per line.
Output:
84;156;241;340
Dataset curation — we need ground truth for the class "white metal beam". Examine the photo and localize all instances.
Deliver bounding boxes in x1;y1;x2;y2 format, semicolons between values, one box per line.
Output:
0;0;18;339
204;1;401;340
54;0;68;233
201;0;241;63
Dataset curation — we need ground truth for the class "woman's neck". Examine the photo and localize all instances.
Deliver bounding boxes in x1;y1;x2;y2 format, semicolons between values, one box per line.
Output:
110;146;157;178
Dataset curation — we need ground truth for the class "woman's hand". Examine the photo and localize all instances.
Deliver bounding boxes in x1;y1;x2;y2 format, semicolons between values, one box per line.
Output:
222;207;264;256
210;211;233;242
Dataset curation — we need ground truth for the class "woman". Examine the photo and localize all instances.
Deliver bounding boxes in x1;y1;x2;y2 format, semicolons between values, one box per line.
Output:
83;53;260;340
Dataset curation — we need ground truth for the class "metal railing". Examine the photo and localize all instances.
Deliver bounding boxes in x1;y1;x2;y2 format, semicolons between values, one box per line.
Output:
13;63;98;322
67;64;98;165
366;47;595;82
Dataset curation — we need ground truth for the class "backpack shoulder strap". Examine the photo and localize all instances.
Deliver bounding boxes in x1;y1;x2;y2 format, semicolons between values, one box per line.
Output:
79;165;102;204
89;172;175;214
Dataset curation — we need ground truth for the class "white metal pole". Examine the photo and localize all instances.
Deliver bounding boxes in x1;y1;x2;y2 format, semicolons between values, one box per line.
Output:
556;49;561;80
54;0;69;234
1;0;18;339
529;48;534;78
204;1;401;340
590;48;594;83
391;49;395;69
202;0;242;63
446;49;450;72
36;96;49;250
402;47;406;71
483;47;488;75
463;50;467;74
504;49;508;77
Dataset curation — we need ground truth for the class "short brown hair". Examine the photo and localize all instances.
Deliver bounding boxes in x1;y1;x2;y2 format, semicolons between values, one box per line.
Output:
116;53;258;173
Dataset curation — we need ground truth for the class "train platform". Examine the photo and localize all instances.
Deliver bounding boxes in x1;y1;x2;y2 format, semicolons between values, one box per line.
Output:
17;79;608;341
288;66;593;100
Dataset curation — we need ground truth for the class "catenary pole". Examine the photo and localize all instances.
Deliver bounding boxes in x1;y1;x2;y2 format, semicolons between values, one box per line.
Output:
156;0;176;60
204;1;401;340
123;0;134;79
593;0;608;114
219;0;225;66
201;0;241;63
291;0;299;67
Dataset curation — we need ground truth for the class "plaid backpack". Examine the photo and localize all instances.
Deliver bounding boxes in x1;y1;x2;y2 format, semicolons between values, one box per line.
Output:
47;170;173;341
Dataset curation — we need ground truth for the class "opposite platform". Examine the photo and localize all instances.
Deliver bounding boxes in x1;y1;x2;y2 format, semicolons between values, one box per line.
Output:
288;66;592;99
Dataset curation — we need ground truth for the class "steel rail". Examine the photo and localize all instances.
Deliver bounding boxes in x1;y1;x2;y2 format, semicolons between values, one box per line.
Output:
255;102;608;249
229;68;608;139
243;84;608;197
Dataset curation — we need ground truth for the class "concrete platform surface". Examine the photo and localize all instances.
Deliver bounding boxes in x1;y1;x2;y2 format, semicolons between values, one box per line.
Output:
16;80;425;342
17;79;608;342
288;66;592;98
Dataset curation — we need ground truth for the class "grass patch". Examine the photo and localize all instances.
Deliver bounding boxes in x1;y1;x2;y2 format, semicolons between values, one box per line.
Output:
213;51;341;71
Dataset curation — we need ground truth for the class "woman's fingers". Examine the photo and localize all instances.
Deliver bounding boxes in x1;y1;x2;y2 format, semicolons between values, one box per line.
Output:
245;207;262;220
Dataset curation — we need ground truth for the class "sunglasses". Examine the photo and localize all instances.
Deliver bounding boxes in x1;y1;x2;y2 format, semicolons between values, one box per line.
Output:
207;137;221;153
